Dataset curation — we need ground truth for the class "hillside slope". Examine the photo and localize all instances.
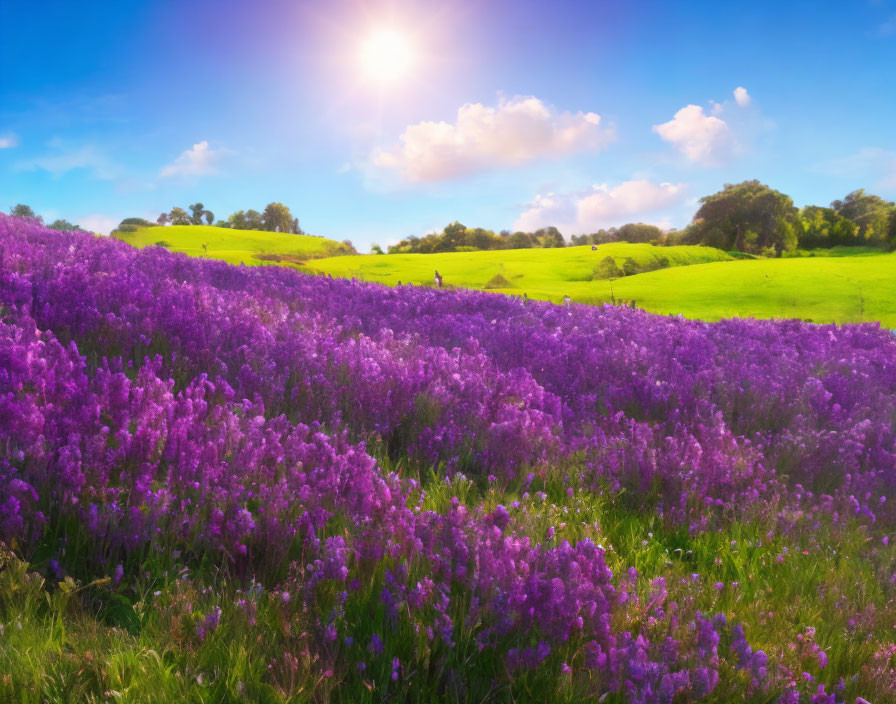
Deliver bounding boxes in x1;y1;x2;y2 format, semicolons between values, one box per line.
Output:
114;225;351;266
309;244;896;326
565;251;896;326
307;243;730;290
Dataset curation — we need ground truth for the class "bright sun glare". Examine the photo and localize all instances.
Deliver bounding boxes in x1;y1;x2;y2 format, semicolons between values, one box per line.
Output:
359;27;415;86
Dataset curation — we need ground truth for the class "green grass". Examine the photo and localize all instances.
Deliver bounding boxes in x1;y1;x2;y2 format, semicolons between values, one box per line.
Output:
3;472;893;703
114;225;352;267
307;243;729;290
307;244;896;326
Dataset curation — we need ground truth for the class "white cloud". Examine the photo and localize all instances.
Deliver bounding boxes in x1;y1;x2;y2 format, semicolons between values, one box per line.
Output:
733;86;751;107
16;142;118;179
0;133;19;149
514;179;689;234
159;140;223;179
652;105;734;166
372;95;614;182
78;214;121;236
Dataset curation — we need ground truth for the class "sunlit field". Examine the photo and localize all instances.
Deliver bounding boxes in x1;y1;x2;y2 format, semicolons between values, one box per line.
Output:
3;216;896;703
3;0;896;702
115;224;353;266
308;245;896;326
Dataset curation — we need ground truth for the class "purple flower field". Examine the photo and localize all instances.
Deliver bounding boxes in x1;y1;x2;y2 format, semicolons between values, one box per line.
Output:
2;214;895;702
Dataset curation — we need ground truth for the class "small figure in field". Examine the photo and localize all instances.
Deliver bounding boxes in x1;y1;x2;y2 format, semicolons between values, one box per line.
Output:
591;244;597;251
562;295;571;306
434;270;443;288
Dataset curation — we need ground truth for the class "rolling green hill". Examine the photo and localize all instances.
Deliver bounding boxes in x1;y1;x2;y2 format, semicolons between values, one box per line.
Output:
307;244;896;327
307;243;730;289
114;225;352;266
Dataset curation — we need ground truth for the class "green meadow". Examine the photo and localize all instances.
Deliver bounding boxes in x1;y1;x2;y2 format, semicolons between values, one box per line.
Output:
111;226;896;327
113;225;352;266
308;244;896;327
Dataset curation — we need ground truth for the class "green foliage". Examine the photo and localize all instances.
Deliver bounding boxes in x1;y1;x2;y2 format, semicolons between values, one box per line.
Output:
119;217;155;228
9;204;41;222
593;255;622;279
261;202;295;233
47;218;82;232
688;180;799;255
831;189;895;247
388;222;568;254
168;207;190;226
227;209;263;230
796;206;860;248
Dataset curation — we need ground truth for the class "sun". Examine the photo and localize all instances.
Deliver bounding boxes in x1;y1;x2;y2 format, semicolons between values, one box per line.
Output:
359;27;416;86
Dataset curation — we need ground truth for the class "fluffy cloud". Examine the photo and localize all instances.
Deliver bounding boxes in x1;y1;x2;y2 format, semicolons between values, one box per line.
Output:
372;96;614;182
159;140;223;179
652;105;734;166
514;179;688;234
0;133;19;149
733;86;751;107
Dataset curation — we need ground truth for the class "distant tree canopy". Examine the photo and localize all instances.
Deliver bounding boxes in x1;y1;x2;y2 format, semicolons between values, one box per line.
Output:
262;202;294;233
112;217;157;234
570;223;665;246
830;189;894;245
47;219;83;232
10;204;42;222
683;180;799;255
155;202;305;234
795;206;860;249
680;182;896;254
187;203;214;226
387;222;568;254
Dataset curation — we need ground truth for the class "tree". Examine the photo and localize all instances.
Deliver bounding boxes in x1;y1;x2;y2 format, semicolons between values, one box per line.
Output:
796;206;859;248
245;210;263;230
831;189;895;245
534;226;565;248
204;210;214;225
688;180;798;255
341;239;358;254
262;202;294;233
168;207;190;225
615;223;664;244
47;219;82;231
371;243;384;255
157;212;170;226
10;204;41;222
887;209;896;251
188;203;206;226
594;256;622;279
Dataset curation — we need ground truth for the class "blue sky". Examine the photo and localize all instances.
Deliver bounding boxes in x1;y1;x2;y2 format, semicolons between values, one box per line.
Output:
1;0;894;249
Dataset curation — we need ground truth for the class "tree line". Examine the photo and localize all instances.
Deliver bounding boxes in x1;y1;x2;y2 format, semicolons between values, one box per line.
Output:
674;182;896;255
378;183;896;256
6;204;84;232
8;181;896;257
157;202;304;234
